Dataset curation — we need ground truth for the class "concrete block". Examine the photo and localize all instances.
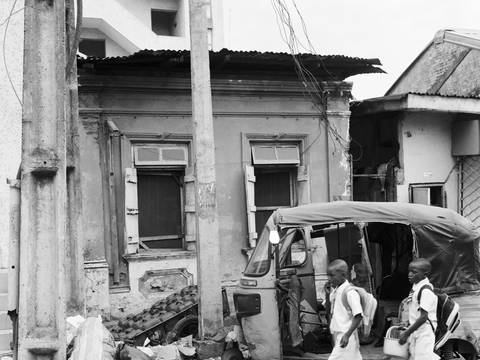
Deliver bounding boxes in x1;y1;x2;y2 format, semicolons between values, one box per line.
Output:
0;272;8;294
85;260;110;317
0;295;8;312
0;330;12;352
0;313;11;331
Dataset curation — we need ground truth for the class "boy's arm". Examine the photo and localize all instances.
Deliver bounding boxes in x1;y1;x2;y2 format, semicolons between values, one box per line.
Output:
340;314;363;347
398;308;428;345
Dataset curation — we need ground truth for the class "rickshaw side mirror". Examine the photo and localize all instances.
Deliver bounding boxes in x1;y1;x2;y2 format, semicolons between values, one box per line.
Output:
269;229;280;245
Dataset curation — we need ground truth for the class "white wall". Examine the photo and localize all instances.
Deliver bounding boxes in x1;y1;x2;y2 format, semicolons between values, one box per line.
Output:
0;0;23;269
82;0;225;56
81;28;130;57
397;112;458;211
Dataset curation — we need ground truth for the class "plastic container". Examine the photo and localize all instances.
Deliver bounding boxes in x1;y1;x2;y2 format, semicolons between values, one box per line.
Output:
383;326;409;359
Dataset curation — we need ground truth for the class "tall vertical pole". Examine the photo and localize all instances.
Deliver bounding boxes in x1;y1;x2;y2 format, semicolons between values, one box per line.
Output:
65;0;85;316
189;0;224;338
18;0;67;359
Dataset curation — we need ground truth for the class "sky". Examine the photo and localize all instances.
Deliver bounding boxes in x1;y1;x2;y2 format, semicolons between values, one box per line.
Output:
223;0;480;100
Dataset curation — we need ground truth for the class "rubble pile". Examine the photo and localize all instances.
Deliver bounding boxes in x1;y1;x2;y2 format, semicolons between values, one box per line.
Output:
105;285;199;342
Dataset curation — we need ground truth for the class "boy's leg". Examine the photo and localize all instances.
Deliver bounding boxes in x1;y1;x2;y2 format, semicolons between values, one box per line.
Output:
328;332;362;360
409;328;439;360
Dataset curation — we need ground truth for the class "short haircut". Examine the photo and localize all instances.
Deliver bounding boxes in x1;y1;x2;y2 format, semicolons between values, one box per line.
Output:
410;258;431;275
328;259;349;275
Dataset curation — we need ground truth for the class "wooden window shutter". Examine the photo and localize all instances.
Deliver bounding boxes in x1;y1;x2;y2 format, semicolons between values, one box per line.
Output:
297;165;311;205
184;166;196;250
244;164;257;248
124;168;139;254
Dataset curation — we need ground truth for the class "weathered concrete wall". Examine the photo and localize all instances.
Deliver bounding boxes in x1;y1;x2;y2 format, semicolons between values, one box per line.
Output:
397;112;459;210
110;252;196;318
78;75;351;315
100;91;331;280
0;0;23;270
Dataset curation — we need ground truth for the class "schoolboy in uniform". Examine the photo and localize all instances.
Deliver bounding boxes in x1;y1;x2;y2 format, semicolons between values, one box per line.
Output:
399;258;439;360
326;259;363;360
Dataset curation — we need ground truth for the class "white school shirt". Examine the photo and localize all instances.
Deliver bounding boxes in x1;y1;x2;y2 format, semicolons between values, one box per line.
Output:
329;280;363;333
409;278;437;330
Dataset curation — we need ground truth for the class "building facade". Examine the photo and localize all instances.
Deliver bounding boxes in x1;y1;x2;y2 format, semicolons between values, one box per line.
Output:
77;50;382;316
351;30;480;227
80;0;224;57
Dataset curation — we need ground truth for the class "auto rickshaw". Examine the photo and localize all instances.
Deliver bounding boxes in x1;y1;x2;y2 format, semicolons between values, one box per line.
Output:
233;201;480;360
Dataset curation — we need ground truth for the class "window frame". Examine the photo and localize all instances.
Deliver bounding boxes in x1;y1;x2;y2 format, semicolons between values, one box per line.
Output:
242;133;310;248
129;140;193;252
408;182;446;208
253;167;297;233
135;170;185;250
79;38;106;58
251;143;300;165
151;8;178;36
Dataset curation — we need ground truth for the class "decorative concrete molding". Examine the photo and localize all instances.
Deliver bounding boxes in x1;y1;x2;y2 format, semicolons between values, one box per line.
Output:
138;268;194;297
80;114;100;137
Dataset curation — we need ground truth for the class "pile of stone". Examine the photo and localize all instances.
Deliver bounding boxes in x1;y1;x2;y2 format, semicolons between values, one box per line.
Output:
105;285;199;342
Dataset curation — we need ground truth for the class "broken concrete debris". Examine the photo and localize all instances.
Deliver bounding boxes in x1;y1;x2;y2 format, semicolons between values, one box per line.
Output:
65;286;242;359
69;317;116;360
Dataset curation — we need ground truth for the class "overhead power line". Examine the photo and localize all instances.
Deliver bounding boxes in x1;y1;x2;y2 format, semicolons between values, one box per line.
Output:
270;0;350;155
2;0;22;107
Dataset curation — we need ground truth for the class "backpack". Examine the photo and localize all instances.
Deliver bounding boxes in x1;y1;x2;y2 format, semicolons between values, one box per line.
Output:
417;284;461;351
341;285;378;341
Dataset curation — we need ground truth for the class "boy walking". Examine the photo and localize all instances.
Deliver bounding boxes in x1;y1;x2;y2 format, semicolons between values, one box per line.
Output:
326;259;363;360
399;258;439;360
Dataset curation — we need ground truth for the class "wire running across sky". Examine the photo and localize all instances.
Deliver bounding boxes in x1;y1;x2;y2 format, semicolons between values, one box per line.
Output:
2;0;22;107
270;0;350;156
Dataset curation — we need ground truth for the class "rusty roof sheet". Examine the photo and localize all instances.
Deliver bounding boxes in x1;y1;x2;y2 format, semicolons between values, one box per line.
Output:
78;48;384;81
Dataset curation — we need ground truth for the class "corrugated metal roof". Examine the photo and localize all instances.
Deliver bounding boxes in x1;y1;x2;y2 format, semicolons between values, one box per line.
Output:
78;48;384;80
386;29;480;97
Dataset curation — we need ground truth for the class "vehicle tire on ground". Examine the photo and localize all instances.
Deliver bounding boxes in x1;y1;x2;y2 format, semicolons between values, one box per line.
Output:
165;315;198;343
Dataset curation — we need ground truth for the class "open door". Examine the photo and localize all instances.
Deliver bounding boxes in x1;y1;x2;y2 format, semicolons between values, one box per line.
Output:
277;228;320;337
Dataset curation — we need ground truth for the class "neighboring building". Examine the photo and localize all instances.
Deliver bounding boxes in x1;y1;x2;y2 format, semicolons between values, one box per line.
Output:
350;29;480;227
80;0;224;56
77;49;383;315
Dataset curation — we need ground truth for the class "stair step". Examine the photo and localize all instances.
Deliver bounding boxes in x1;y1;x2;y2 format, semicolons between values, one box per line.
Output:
0;295;8;312
0;313;11;331
0;330;12;352
0;272;8;294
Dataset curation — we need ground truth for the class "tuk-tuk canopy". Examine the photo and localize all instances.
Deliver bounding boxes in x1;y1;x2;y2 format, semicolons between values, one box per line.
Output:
272;201;480;292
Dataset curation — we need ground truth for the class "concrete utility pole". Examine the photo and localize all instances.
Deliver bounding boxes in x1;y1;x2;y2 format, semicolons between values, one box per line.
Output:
18;0;67;358
189;0;224;338
65;0;86;316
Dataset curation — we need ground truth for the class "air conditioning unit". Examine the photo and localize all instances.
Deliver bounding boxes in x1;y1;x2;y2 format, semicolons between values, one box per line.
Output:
452;120;480;156
134;145;188;166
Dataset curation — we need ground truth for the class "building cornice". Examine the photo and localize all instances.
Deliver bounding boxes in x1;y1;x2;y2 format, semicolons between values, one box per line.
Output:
79;75;353;98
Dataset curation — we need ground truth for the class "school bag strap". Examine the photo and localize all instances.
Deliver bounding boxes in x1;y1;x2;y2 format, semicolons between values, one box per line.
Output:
417;284;435;333
340;284;355;314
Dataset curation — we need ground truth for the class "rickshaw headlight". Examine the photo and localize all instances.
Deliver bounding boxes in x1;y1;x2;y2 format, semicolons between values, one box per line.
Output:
240;278;257;287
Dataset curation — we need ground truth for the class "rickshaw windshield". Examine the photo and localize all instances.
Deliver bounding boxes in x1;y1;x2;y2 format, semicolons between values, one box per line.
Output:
277;228;304;268
244;227;271;277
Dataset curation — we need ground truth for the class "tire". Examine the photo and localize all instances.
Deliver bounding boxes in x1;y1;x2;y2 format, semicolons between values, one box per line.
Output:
221;347;243;360
165;315;198;343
